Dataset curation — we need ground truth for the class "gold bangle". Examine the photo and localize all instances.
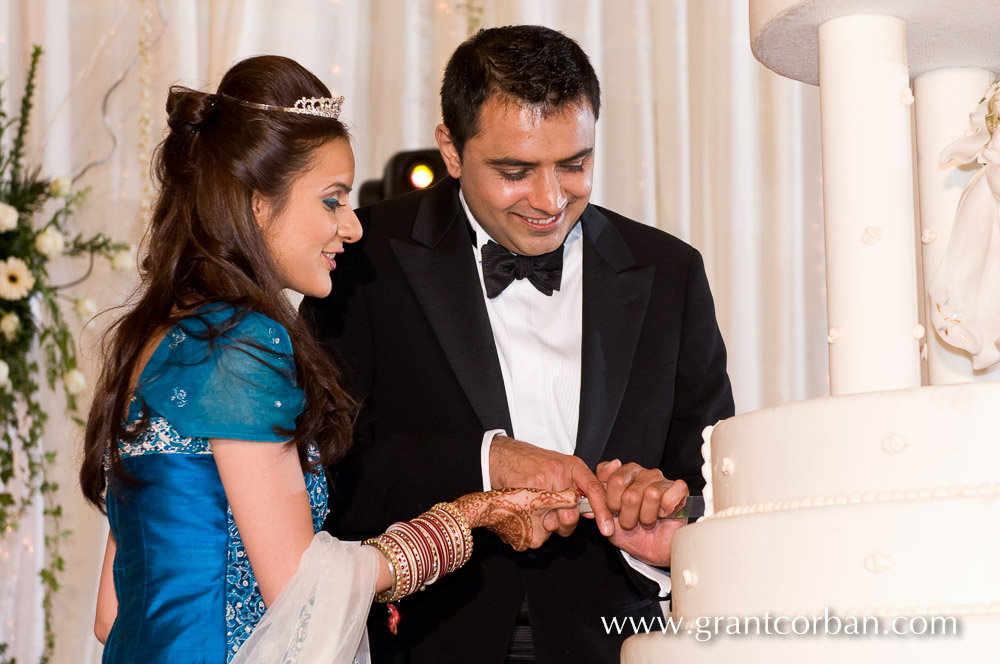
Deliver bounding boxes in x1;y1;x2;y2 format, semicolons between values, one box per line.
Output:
386;530;421;597
364;537;401;603
432;502;474;567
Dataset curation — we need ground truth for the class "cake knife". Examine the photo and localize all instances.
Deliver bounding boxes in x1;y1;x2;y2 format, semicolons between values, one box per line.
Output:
576;495;705;520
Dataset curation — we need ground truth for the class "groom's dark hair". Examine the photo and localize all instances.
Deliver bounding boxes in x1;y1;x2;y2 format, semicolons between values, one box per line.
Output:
441;24;601;157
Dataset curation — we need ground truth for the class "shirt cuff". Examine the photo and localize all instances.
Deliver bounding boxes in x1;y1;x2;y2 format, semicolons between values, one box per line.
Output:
621;551;672;597
480;429;507;491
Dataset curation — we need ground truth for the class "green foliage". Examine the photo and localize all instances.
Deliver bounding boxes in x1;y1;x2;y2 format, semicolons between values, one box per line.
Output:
0;45;129;663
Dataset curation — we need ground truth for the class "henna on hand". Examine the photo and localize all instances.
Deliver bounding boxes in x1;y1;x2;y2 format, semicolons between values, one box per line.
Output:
454;489;576;552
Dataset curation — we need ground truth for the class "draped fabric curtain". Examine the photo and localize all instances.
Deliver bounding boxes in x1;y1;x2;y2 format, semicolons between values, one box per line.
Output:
0;2;827;662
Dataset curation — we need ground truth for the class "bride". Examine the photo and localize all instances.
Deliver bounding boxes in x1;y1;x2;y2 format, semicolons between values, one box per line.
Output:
79;54;577;664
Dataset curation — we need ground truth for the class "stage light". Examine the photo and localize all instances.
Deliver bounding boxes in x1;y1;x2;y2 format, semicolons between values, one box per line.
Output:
409;164;435;189
359;149;448;206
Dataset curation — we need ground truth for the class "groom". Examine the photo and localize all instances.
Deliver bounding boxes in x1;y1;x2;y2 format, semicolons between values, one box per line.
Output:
302;25;734;664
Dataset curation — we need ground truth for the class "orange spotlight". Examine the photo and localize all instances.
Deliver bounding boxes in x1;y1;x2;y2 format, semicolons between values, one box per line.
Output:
409;164;435;189
359;149;447;206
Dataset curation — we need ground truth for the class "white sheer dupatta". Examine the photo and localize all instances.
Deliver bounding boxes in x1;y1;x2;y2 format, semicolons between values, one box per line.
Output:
232;532;380;664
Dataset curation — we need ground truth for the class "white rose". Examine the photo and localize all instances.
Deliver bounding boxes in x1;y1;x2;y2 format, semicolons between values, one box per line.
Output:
0;203;18;232
35;228;65;259
49;176;71;198
74;296;97;322
0;359;9;389
0;312;19;342
62;368;86;396
110;246;136;272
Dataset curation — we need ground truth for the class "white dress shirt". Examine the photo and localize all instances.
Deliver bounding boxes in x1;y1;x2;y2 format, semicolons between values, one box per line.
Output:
459;190;671;596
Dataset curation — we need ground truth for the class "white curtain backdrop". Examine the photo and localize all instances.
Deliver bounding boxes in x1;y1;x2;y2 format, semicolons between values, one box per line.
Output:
0;1;827;662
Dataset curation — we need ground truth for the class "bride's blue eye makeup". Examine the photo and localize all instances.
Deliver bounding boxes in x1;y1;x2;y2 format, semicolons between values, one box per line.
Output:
323;197;342;211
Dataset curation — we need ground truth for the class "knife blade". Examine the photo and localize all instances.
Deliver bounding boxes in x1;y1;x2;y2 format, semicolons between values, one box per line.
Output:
576;495;705;520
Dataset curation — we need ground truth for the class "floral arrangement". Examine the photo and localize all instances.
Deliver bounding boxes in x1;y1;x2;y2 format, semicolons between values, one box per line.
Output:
0;46;130;662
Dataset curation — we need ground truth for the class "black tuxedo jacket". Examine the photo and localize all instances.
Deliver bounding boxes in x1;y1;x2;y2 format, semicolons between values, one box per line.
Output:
301;178;734;664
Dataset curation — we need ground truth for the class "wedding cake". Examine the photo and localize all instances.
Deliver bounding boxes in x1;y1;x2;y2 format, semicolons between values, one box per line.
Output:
623;1;1000;660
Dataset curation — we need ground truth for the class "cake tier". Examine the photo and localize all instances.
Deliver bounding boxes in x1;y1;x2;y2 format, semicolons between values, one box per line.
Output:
751;0;1000;85
621;615;1000;663
670;495;1000;620
706;383;1000;514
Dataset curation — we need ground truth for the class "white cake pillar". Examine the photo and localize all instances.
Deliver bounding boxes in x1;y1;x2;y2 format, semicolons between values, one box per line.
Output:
913;68;1000;385
817;15;922;396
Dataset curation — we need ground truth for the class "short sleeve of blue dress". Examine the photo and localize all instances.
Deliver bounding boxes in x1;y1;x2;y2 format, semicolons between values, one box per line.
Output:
138;307;304;440
103;306;329;664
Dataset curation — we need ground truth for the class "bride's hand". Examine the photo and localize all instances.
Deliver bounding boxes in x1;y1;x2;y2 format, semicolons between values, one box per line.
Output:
454;488;579;551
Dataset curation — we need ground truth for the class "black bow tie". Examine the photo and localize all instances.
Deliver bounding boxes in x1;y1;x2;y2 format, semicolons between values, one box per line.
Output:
481;240;564;298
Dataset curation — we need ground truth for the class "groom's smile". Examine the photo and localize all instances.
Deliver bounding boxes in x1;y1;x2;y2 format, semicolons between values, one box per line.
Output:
437;96;596;257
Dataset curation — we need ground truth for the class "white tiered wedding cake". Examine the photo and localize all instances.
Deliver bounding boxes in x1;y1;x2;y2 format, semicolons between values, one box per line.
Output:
623;1;1000;661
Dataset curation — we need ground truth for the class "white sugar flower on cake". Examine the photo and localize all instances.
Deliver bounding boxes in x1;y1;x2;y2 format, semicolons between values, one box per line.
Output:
927;80;1000;369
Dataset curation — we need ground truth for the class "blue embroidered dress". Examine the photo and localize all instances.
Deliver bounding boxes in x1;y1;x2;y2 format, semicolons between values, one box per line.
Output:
102;306;329;663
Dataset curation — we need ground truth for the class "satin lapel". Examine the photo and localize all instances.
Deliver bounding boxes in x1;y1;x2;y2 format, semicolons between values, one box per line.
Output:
389;181;513;434
576;206;655;467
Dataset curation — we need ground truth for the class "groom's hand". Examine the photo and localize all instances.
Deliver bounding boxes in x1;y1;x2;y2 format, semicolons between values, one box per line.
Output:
596;459;689;565
489;435;614;538
604;513;686;566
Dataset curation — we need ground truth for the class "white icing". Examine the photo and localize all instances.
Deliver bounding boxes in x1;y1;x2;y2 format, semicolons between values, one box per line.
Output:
660;383;1000;654
700;424;715;517
669;496;1000;621
865;551;895;574
698;481;1000;521
708;384;1000;511
861;225;882;245
720;456;734;476
749;0;1000;86
622;4;1000;663
817;13;921;395
881;433;908;454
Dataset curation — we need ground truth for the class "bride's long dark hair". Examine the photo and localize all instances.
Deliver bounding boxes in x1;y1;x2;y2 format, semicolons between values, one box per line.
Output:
80;55;356;510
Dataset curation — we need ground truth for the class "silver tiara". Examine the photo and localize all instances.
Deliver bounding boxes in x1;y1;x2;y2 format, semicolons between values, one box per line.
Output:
223;93;345;119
